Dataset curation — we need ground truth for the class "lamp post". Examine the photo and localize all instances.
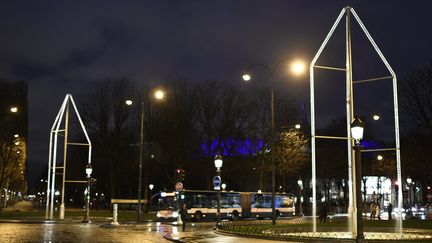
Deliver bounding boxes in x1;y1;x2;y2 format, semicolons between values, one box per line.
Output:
242;58;305;225
406;177;412;207
351;115;364;242
214;154;223;226
126;88;165;223
297;179;303;217
82;164;92;223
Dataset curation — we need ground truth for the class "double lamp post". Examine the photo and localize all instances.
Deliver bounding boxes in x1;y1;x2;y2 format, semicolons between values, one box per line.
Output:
242;58;305;225
126;88;165;222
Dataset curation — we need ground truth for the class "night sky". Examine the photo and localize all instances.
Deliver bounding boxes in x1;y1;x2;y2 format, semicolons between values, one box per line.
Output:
1;1;431;186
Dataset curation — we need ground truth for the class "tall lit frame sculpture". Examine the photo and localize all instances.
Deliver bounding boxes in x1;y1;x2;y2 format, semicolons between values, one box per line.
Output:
309;6;403;235
45;94;92;219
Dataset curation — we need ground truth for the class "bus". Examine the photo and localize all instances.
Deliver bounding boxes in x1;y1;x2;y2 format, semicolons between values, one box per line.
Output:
154;190;295;221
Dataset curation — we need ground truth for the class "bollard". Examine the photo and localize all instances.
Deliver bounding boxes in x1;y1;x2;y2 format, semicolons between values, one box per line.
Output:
111;204;119;225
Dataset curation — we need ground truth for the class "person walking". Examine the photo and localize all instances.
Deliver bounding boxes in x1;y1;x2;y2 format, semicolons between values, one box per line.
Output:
376;203;381;220
370;202;377;220
319;203;328;223
388;203;393;220
179;203;188;231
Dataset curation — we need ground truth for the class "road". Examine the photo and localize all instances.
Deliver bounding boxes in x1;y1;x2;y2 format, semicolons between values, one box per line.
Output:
0;222;281;243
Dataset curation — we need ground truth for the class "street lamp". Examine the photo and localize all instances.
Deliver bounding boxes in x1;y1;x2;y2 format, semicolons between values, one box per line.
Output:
295;124;301;129
241;58;306;225
297;179;303;217
149;184;154;200
125;88;165;223
10;106;18;113
83;164;93;223
351;115;364;242
406;177;412;207
372;114;380;121
221;183;227;191
214;154;223;226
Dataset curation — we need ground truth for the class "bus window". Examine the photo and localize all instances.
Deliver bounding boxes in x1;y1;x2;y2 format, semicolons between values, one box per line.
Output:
221;193;241;208
252;194;272;208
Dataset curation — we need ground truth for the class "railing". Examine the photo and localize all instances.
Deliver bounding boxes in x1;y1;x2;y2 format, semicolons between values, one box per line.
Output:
217;220;432;242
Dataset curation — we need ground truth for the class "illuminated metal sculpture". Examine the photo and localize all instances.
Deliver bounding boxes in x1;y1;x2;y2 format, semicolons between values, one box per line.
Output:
309;6;402;236
45;94;92;219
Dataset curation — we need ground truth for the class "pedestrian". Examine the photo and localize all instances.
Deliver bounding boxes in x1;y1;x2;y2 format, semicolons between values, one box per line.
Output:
376;203;381;220
388;203;392;220
370;202;376;220
319;203;328;223
179;203;188;231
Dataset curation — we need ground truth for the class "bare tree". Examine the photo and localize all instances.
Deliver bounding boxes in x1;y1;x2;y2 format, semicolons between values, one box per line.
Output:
400;63;432;184
79;78;136;200
401;63;432;133
0;135;26;208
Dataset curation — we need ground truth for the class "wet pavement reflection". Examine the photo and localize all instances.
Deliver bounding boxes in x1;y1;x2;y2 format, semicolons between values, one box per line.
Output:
0;222;285;242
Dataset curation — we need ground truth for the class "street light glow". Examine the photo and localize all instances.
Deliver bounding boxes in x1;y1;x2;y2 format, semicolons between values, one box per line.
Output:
373;114;380;120
154;89;165;100
377;155;383;160
351;116;364;142
407;177;412;185
10;107;18;113
214;154;223;169
242;73;251;81
290;60;306;75
85;164;93;178
295;124;301;129
297;179;303;187
14;134;19;138
125;100;133;106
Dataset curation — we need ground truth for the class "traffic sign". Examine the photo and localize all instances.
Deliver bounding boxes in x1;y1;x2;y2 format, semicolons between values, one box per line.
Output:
175;182;183;192
213;176;221;190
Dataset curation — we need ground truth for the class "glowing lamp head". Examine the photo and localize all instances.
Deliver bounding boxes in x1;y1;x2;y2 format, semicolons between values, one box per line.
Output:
154;89;165;100
10;107;18;113
373;114;380;121
125;100;133;106
377;155;383;161
290;60;306;75
85;164;93;177
214;154;223;169
221;183;226;190
242;73;251;81
295;124;301;129
149;184;154;190
297;179;303;187
350;115;364;143
406;177;412;185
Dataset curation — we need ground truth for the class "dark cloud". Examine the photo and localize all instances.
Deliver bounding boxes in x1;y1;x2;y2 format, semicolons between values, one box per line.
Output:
12;61;57;80
63;47;106;69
